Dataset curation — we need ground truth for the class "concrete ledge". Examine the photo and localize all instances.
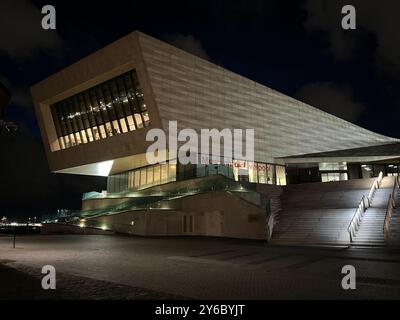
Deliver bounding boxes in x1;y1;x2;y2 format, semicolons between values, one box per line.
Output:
41;223;114;235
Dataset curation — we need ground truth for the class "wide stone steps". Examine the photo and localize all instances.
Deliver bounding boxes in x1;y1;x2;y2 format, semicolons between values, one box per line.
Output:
352;186;390;245
272;177;394;246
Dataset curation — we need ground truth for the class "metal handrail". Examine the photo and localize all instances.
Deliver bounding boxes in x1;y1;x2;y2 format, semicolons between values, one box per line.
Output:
367;171;383;206
348;171;383;243
267;212;275;241
348;195;368;242
383;175;399;241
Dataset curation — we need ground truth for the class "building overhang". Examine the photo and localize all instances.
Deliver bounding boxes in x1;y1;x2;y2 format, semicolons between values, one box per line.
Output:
55;150;170;176
276;142;400;165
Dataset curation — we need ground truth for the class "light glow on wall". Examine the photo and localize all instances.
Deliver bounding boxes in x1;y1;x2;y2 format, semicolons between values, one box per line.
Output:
97;160;114;176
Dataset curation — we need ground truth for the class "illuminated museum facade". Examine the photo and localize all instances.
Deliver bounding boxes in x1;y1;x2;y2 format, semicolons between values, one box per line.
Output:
32;31;400;239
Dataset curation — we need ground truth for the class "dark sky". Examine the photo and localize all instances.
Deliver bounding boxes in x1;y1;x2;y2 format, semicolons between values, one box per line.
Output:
1;0;400;218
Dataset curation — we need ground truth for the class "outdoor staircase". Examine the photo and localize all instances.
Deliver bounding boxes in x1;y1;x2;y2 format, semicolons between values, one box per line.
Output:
351;181;392;246
351;208;386;245
272;178;376;245
272;175;395;246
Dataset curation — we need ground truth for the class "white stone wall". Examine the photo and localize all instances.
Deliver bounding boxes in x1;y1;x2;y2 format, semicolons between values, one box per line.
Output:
138;32;398;164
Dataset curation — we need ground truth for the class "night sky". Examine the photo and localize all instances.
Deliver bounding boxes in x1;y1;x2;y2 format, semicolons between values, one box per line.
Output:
1;0;400;219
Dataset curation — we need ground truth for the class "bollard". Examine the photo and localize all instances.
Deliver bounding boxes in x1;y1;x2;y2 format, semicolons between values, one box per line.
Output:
13;233;15;248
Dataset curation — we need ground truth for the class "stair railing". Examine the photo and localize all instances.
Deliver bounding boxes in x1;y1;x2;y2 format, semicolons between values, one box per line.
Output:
348;195;368;242
367;171;383;206
348;171;383;243
265;199;275;242
383;175;400;241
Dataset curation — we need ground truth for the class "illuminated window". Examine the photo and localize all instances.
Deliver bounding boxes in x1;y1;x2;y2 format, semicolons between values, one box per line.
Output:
257;163;267;184
74;132;82;145
105;123;113;136
64;135;70;148
92;127;100;140
99;125;107;139
147;167;154;185
161;164;168;183
319;162;347;171
59;137;66;150
108;162;176;193
248;162;258;183
50;69;150;151
134;113;143;128
321;172;347;183
80;130;88;143
154;165;160;184
168;164;176;183
134;171;140;188
119;118;128;133
140;168;147;186
86;129;94;142
276;166;287;186
267;164;275;184
127;115;136;131
233;160;248;181
69;133;76;146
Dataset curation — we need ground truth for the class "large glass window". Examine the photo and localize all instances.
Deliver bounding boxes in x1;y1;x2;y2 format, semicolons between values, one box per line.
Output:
230;160;283;186
276;165;287;186
50;70;150;151
257;163;267;184
248;162;258;183
108;161;177;193
319;162;348;183
267;164;275;184
168;164;177;183
319;162;347;171
321;173;348;182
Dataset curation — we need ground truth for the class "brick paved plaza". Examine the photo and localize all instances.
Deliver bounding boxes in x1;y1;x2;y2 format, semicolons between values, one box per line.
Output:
1;235;400;299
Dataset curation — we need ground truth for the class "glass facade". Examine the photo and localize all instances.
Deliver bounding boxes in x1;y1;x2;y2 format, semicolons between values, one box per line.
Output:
50;70;150;151
197;160;286;186
275;165;287;186
319;162;347;171
386;164;399;177
107;159;286;193
321;172;348;182
107;162;177;193
319;162;348;183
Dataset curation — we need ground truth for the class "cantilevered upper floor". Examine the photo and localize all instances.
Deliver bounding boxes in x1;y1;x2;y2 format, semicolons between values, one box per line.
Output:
31;31;398;176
